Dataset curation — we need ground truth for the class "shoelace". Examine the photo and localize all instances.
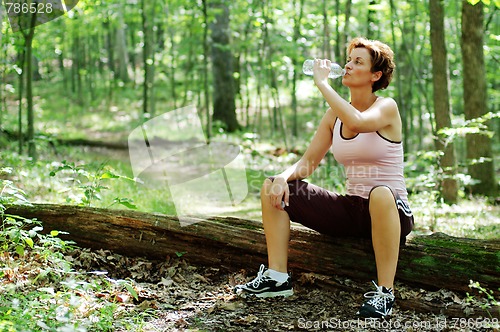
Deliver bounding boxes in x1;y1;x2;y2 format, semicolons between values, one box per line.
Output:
247;264;271;288
363;281;394;310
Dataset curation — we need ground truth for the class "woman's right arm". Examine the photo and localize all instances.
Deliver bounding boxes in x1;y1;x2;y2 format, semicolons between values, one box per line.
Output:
269;108;336;209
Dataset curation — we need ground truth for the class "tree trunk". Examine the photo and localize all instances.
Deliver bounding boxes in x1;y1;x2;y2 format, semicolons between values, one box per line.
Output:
202;0;211;139
25;29;36;161
210;0;239;132
72;34;83;104
141;0;155;115
322;0;331;60
366;0;378;39
115;9;130;83
429;0;458;203
21;12;37;161
17;47;25;155
6;203;499;302
461;0;497;196
341;0;352;65
291;0;304;137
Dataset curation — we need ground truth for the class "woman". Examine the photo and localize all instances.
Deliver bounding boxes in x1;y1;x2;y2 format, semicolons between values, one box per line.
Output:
235;37;414;319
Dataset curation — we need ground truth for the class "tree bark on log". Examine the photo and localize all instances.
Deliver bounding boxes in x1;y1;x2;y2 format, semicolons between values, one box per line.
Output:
5;203;499;317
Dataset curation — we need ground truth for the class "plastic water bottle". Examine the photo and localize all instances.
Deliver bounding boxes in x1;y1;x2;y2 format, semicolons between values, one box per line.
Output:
302;59;346;79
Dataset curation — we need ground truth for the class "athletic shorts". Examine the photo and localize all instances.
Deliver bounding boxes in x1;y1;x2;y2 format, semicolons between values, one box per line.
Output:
275;178;414;241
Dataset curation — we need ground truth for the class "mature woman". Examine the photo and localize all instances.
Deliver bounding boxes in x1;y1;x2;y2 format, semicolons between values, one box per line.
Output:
235;37;414;319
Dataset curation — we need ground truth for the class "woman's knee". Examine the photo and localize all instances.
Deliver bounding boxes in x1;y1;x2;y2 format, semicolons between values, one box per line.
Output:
369;186;396;210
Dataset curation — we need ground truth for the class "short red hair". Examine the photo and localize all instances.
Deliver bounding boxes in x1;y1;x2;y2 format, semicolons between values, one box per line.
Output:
347;37;395;92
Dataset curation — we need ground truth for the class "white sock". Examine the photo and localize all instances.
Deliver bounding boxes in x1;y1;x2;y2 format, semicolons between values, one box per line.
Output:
265;268;289;283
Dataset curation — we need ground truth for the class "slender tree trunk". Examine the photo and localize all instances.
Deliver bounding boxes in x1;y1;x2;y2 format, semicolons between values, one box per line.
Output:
253;1;266;136
141;0;153;116
202;0;211;139
241;19;252;128
322;0;331;60
291;0;304;137
115;9;130;83
169;27;178;109
341;0;353;64
17;48;25;155
366;0;377;39
461;0;497;196
58;27;67;94
334;0;341;62
104;19;115;75
87;34;96;102
210;0;239;132
389;0;406;151
429;0;458;203
262;2;276;134
72;34;83;104
128;24;137;85
69;37;76;95
26;26;36;160
19;12;37;160
149;3;158;117
1;27;8;127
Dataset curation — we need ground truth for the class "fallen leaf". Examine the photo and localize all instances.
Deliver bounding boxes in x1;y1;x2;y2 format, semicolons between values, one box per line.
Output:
234;314;259;325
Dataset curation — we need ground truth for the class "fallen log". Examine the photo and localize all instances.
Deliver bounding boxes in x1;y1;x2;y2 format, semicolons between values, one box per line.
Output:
0;129;128;150
5;203;499;316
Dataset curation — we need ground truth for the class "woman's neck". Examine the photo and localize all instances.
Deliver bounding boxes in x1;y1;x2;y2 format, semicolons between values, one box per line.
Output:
349;88;378;112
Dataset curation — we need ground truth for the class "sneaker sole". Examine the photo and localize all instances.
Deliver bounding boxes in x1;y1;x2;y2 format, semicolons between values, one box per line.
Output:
235;288;294;298
357;308;392;319
254;289;294;298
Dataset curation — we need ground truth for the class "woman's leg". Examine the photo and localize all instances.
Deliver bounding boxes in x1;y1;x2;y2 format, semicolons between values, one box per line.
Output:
261;178;291;273
368;186;401;289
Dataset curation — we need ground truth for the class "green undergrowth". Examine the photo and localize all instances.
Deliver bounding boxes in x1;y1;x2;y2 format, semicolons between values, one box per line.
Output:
0;178;155;331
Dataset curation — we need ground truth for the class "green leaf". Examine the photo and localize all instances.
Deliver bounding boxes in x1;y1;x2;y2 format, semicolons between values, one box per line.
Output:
112;198;138;210
16;245;25;256
24;237;34;248
124;283;138;301
50;230;59;237
468;0;481;4
175;251;187;257
100;171;120;179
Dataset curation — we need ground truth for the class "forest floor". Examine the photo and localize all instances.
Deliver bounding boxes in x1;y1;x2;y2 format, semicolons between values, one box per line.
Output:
68;245;499;332
2;134;499;331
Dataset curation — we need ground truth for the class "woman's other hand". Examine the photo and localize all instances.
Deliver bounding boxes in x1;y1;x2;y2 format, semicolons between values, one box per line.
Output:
269;177;290;211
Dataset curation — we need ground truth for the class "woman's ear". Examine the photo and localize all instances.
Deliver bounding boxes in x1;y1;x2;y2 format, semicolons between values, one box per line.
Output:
371;71;382;82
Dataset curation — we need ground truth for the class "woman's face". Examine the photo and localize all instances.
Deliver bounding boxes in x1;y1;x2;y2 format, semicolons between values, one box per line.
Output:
342;47;378;89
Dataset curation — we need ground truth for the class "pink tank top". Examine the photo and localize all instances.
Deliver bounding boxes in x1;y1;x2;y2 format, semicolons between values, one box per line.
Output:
331;118;409;203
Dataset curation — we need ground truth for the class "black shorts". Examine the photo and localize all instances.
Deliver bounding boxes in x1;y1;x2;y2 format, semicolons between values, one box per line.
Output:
280;179;414;241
